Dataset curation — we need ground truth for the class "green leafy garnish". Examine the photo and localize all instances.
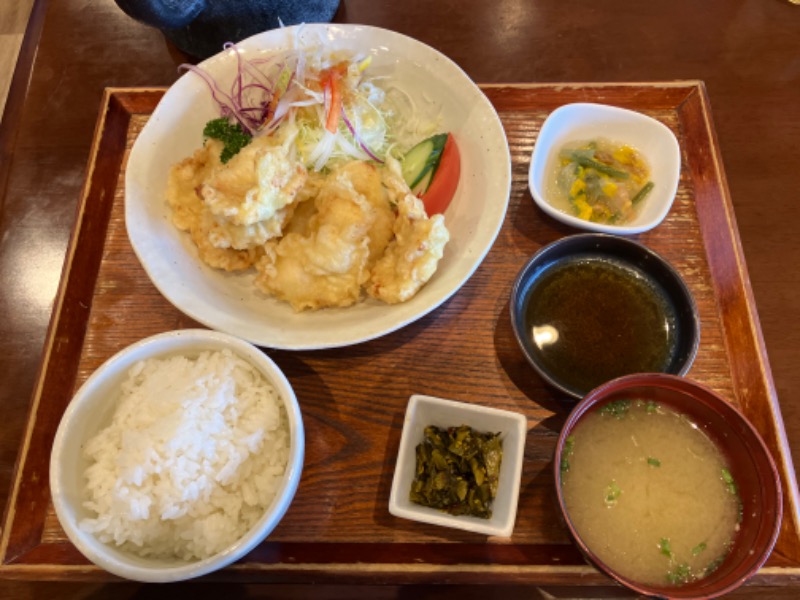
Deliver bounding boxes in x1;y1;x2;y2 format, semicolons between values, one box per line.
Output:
599;399;631;419
203;117;252;163
604;481;622;506
647;457;661;467
645;400;659;414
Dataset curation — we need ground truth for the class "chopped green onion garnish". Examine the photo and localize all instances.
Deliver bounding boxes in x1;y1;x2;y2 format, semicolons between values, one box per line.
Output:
605;481;622;506
721;467;738;495
599;399;631;419
666;563;692;585
692;542;707;556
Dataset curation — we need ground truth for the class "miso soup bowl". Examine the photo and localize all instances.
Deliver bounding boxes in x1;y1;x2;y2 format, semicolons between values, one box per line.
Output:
554;373;783;599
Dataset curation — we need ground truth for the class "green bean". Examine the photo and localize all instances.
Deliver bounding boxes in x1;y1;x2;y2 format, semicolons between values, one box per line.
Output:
568;152;630;179
632;181;655;204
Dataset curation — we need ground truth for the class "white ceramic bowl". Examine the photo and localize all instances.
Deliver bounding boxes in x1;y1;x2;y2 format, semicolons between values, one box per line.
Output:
389;394;527;537
49;329;304;582
126;24;511;350
528;103;681;235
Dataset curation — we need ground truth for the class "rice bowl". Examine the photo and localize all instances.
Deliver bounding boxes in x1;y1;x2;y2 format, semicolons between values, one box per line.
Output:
49;329;304;582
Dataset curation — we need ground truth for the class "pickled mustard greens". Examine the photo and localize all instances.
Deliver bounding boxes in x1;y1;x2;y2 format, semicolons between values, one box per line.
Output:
410;425;503;518
560;400;741;587
549;138;653;224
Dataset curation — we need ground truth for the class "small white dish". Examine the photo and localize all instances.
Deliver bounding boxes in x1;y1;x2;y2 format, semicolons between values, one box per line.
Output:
49;329;304;582
389;394;527;537
528;103;681;235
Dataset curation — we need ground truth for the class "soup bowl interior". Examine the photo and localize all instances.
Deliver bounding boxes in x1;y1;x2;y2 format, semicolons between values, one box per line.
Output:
510;233;700;399
554;373;782;598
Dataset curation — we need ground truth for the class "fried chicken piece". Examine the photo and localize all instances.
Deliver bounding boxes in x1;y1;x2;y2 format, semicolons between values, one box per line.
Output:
166;139;222;232
190;212;264;271
367;166;450;304
336;161;395;266
167;140;257;270
203;203;298;250
254;162;390;311
166;136;310;270
199;137;307;227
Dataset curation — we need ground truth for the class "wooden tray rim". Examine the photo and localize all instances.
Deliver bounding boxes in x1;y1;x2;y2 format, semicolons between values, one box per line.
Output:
2;83;798;583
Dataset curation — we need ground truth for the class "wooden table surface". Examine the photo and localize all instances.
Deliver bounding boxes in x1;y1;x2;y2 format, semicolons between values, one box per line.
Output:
1;0;799;598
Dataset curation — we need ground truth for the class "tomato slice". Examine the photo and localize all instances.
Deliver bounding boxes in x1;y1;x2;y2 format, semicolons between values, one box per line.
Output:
420;133;460;215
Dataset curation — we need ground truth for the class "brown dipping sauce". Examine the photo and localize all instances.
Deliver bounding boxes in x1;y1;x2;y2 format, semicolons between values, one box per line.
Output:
524;257;677;395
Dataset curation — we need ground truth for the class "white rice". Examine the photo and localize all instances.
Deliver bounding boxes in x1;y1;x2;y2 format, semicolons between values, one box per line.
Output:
79;349;290;561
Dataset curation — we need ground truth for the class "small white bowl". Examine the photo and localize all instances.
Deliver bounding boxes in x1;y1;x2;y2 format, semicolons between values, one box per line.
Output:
528;103;681;235
49;329;304;582
389;394;527;537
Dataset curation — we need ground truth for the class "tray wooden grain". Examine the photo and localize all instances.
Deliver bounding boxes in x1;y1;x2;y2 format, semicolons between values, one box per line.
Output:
1;83;798;584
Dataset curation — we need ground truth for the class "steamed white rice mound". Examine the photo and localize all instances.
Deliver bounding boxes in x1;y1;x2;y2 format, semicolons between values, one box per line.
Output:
79;349;290;560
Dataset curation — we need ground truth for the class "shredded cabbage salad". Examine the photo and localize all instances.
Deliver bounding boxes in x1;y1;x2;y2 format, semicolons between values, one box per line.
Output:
180;27;439;171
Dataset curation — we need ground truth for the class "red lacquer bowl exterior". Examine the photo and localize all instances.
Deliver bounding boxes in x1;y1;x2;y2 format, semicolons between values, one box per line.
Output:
554;373;782;599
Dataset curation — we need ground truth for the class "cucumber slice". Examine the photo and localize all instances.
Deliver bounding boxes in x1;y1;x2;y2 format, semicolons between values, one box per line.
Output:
401;133;448;191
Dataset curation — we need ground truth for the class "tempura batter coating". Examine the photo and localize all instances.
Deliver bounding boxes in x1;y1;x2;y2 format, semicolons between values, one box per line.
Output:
167;140;257;270
254;162;393;311
166;137;308;270
367;166;450;304
200;139;307;227
167;140;450;307
337;161;395;267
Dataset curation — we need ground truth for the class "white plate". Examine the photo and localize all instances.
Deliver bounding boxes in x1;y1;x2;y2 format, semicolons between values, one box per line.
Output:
126;24;511;350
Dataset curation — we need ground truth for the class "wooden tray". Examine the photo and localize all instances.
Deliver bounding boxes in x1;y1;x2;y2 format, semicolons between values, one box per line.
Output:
1;83;799;584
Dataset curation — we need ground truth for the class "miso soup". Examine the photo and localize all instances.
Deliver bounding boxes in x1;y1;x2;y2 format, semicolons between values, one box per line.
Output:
560;400;740;586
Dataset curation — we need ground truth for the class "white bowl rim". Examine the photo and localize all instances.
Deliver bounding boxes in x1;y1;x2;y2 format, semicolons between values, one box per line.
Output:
49;328;305;582
528;102;681;235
